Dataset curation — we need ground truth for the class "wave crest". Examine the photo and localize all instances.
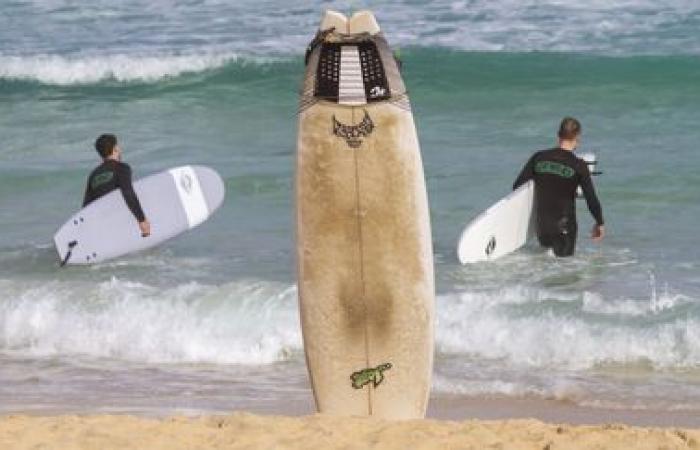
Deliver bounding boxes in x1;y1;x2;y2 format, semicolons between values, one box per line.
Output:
0;277;301;364
0;53;241;85
436;286;700;370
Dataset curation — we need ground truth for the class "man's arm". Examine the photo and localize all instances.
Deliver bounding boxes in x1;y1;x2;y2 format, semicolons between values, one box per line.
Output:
579;163;605;242
513;154;536;190
579;169;604;226
82;179;92;207
115;163;146;223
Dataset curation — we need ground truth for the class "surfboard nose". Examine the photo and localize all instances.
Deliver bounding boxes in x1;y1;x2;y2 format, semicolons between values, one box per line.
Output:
320;10;347;33
349;11;380;35
192;165;226;213
302;9;404;108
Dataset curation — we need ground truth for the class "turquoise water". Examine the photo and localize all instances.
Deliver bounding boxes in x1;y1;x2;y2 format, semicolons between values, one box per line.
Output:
1;1;699;419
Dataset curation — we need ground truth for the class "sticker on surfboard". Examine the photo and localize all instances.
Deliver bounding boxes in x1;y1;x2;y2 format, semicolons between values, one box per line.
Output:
350;363;392;389
333;110;375;148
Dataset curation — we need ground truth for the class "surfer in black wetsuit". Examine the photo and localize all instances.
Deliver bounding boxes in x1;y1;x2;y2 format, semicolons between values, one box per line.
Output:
513;117;604;257
83;134;151;237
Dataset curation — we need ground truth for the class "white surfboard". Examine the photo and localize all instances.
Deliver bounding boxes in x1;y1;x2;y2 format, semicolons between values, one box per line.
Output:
296;10;435;419
457;180;535;264
54;165;225;265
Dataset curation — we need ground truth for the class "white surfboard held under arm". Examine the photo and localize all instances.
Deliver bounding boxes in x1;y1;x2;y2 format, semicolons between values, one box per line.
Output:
54;165;225;265
457;152;600;264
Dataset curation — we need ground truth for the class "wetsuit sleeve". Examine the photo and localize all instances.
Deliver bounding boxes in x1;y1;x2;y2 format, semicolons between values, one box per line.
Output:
513;154;537;190
116;164;146;222
579;164;604;226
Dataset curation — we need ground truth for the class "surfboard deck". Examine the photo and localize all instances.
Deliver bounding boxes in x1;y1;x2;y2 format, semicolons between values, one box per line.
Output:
457;180;535;264
54;165;224;265
296;10;434;419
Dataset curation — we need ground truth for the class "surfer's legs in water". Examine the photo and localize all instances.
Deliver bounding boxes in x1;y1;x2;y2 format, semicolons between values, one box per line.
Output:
537;217;577;257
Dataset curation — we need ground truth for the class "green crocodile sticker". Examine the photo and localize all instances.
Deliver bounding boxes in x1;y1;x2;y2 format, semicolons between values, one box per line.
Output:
350;363;392;390
91;171;114;189
535;161;575;178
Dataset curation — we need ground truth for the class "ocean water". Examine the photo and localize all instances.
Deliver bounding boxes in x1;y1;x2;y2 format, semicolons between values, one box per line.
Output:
1;0;699;421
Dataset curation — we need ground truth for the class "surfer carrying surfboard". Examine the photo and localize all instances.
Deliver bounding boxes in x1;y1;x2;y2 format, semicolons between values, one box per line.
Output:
83;134;151;237
512;117;604;257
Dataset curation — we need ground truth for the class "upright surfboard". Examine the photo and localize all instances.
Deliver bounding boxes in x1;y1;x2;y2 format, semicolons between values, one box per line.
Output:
296;10;435;419
457;181;534;264
54;165;224;265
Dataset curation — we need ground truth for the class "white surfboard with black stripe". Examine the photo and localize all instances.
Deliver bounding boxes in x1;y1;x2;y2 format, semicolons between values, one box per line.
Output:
54;165;225;265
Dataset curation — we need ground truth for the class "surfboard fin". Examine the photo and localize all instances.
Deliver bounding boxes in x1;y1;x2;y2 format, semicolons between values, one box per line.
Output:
60;240;78;267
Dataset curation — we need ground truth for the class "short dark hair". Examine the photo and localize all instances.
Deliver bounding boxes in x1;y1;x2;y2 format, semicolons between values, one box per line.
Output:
558;117;581;140
95;134;117;158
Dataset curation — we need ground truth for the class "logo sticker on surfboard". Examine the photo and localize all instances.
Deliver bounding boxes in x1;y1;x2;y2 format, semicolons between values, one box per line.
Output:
350;363;392;389
180;173;193;194
369;86;386;98
333;110;375;148
170;166;209;229
485;236;497;257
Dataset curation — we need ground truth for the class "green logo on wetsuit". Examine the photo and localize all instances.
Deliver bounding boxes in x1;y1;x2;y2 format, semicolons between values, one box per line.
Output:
535;161;575;178
91;171;114;189
350;363;392;389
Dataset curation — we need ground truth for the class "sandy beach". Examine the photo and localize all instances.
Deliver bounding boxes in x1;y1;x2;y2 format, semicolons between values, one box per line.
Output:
1;412;699;450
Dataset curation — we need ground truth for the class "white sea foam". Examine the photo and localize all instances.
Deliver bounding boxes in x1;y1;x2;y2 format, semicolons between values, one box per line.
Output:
1;276;699;370
433;376;543;397
0;277;301;364
433;372;700;412
0;53;239;85
400;0;700;54
432;374;587;403
581;290;691;316
435;286;700;370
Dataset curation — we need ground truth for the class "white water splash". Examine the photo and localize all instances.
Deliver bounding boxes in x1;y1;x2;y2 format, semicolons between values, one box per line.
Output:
0;53;240;85
0;277;301;364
